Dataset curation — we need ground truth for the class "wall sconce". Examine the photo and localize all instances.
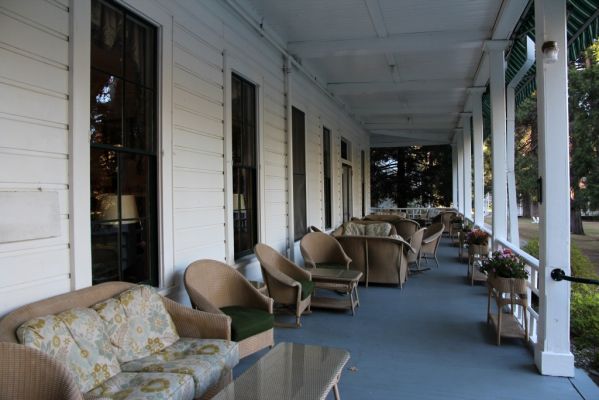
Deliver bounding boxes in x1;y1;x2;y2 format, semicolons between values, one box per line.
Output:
542;41;558;64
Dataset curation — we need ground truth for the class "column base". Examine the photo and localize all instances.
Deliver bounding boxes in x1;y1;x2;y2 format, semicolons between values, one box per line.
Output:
535;348;575;377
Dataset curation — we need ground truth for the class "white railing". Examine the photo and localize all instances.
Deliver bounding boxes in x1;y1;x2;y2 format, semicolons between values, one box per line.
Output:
370;207;445;220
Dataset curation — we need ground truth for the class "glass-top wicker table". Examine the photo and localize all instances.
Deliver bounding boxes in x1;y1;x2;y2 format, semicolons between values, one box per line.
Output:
309;268;362;315
213;342;350;400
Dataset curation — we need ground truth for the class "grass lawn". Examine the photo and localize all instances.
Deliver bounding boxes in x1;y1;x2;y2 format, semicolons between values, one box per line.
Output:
516;218;599;276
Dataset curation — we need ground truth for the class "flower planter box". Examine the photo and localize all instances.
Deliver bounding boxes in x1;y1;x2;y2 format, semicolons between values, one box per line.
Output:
486;275;529;346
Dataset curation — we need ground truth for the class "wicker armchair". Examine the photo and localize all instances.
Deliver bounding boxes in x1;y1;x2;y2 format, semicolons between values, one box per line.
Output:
184;260;274;358
254;244;313;328
300;232;351;270
438;211;458;235
419;223;444;267
395;219;420;240
0;342;83;400
407;227;426;273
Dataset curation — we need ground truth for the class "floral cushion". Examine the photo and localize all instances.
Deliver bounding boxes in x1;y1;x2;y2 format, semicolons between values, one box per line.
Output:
17;308;121;393
120;338;239;397
92;285;179;363
365;222;392;237
83;372;194;400
343;222;365;236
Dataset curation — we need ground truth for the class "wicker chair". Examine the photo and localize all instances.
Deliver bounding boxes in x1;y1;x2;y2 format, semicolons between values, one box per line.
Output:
300;232;351;270
419;223;444;268
438;211;458;236
184;260;274;358
0;342;83;400
407;227;427;273
395;219;420;240
254;244;313;328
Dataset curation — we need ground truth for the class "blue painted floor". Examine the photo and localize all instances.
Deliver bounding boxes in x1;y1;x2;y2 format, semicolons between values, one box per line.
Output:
235;238;599;399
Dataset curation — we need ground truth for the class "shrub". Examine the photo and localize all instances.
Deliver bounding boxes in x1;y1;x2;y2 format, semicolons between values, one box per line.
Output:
523;238;599;369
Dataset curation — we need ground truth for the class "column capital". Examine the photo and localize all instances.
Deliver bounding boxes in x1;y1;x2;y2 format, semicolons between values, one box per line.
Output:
484;40;511;52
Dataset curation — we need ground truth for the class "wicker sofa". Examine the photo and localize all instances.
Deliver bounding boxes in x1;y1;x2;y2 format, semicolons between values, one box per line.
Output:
332;222;412;287
0;282;239;400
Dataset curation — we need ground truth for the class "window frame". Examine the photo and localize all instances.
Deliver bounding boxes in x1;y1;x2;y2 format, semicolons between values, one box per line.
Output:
89;0;159;286
69;0;173;289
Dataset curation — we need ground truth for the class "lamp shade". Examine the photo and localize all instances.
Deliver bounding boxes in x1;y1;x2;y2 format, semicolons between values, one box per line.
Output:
233;194;246;211
99;194;139;223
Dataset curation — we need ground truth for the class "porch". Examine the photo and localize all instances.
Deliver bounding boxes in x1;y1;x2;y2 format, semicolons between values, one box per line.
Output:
239;238;599;399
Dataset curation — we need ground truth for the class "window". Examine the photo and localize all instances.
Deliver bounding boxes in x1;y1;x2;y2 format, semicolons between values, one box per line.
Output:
361;150;366;217
323;127;332;229
292;107;307;240
341;138;351;161
232;74;258;258
90;0;158;285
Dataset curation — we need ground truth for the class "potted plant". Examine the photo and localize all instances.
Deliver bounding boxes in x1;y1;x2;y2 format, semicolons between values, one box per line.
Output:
480;248;529;294
465;229;489;257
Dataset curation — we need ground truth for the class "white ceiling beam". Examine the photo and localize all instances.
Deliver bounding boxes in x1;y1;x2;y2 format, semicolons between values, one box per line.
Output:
288;30;486;59
328;79;470;95
365;121;452;130
371;134;451;148
352;106;463;115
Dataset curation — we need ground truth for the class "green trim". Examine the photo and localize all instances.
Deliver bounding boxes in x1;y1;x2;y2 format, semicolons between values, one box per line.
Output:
484;0;599;117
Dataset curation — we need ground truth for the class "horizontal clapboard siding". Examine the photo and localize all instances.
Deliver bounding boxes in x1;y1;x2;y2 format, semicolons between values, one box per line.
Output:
0;0;71;315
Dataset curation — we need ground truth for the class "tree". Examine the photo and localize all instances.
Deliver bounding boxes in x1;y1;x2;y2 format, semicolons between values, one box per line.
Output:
568;42;599;234
370;145;452;207
514;95;538;218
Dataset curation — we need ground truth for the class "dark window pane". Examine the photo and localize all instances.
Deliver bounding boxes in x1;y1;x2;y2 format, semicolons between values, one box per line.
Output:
125;16;155;88
121;221;151;283
119;153;153;221
232;74;258;258
91;71;123;146
90;148;118;222
323;127;332;229
233;167;257;257
91;225;120;284
124;84;153;151
341;139;348;160
91;0;124;77
292;107;306;240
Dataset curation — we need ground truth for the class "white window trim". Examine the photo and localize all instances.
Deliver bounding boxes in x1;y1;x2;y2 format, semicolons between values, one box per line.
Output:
224;53;265;265
69;0;174;289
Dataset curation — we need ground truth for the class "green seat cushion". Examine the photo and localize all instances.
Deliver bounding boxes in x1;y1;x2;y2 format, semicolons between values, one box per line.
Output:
316;262;345;269
299;280;315;300
220;306;274;342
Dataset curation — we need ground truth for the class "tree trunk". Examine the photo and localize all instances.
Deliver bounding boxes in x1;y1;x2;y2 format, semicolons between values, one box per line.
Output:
570;207;585;235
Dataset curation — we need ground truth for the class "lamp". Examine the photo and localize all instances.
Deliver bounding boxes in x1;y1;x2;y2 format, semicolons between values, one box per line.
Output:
233;193;246;211
98;194;139;224
541;41;558;64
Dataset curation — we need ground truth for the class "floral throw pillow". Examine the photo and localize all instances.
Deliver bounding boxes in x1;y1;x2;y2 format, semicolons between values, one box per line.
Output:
93;285;179;363
17;308;121;393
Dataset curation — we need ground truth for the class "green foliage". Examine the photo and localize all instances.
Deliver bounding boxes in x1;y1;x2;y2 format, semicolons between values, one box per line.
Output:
370;146;452;207
523;238;599;368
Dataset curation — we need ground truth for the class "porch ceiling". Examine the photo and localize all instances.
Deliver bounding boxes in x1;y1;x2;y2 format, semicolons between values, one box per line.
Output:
241;0;523;147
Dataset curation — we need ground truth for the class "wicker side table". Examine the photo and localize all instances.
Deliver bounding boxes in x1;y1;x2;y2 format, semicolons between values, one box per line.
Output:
486;276;528;345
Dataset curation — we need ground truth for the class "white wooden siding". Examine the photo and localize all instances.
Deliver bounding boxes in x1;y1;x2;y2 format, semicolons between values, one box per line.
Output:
0;0;370;313
0;0;71;314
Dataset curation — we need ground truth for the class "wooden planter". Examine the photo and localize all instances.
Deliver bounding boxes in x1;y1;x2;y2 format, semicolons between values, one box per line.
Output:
467;243;488;257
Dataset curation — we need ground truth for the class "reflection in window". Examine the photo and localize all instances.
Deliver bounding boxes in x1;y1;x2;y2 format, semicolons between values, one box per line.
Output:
90;0;157;286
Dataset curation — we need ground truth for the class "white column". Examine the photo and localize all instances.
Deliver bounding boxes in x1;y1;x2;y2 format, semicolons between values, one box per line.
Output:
456;130;465;214
470;87;486;227
534;0;574;377
486;41;509;248
463;115;473;220
452;144;458;208
506;86;520;245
